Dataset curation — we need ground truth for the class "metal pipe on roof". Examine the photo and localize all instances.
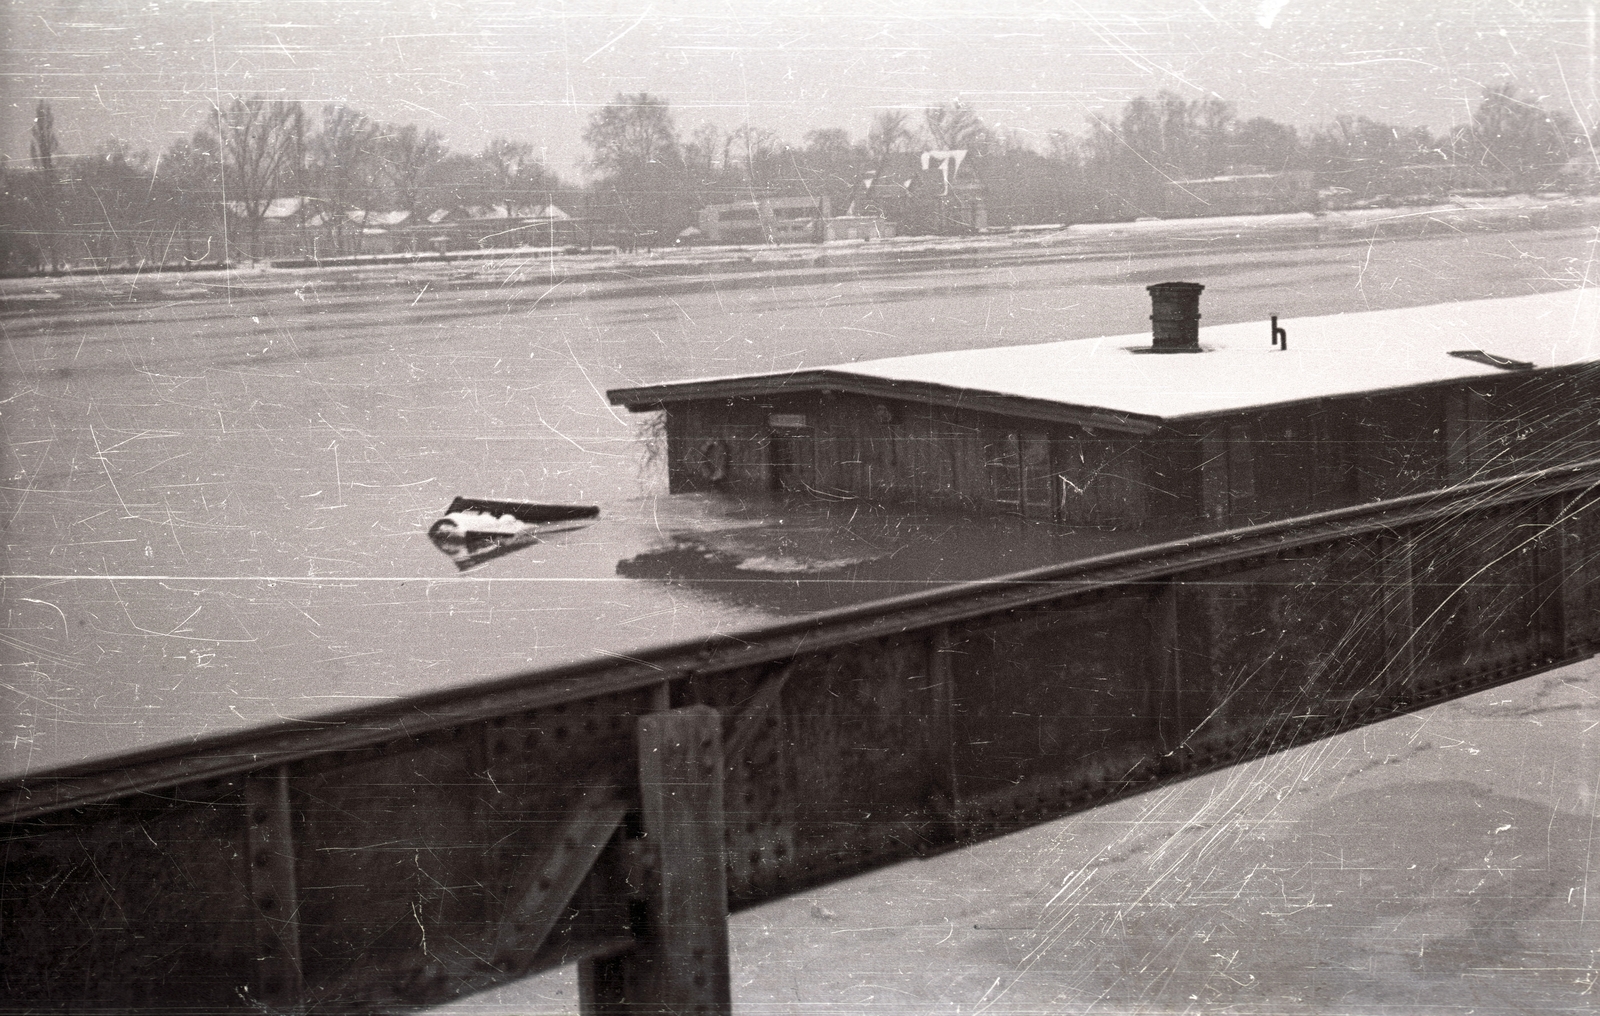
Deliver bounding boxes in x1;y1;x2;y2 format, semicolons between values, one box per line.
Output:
1148;281;1205;352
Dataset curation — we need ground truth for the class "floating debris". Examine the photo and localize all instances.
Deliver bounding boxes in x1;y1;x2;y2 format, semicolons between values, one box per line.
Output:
428;497;598;572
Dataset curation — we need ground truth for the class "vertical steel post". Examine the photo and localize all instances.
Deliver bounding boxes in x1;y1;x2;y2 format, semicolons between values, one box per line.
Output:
581;704;731;1015
1382;532;1416;689
928;627;960;817
578;953;628;1011
1200;431;1230;522
1542;492;1583;658
1226;424;1256;511
243;765;302;1007
1150;581;1183;752
1443;389;1486;481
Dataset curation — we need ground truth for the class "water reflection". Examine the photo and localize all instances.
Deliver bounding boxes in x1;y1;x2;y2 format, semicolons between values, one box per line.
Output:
615;496;1187;615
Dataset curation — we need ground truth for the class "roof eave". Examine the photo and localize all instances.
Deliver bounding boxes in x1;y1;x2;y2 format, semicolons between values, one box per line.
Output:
605;370;1163;436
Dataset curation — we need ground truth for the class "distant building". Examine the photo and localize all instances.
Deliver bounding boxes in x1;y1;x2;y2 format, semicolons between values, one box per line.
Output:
347;209;413;229
223;196;311;220
222;196;316;258
1316;165;1515;206
1161;172;1316;218
400;204;589;252
608;286;1600;528
853;152;988;235
822;215;896;241
698;196;830;245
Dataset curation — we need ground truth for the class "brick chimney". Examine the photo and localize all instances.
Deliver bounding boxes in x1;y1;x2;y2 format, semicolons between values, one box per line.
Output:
1147;281;1205;352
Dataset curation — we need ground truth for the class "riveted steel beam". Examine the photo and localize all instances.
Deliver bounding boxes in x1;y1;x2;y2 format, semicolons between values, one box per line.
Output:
582;706;731;1015
243;766;302;1007
3;463;1598;1011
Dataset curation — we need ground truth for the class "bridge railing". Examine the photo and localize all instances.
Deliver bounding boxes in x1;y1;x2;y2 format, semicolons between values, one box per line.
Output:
4;461;1598;1012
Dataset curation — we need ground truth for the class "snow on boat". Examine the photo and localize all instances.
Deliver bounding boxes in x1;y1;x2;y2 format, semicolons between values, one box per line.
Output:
427;498;599;571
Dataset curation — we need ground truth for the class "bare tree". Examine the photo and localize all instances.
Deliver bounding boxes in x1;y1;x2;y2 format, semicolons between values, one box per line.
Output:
583;93;687;240
1230;117;1301;173
1307;114;1443;197
1046;129;1082;165
583;92;681;178
1192;97;1236;177
683;123;724;176
859;110;915;215
214;96;305;258
681;122;728;205
155;130;225;264
414;151;479;215
727;124;781;192
29;102;61;180
476;138;557;212
801;127;865;211
803;127;854;165
923;100;989;153
1077;92;1276;216
377;123;446;219
866;109;912;167
1454;83;1582;192
26;102;64;269
75;138;156;265
309;104;380;255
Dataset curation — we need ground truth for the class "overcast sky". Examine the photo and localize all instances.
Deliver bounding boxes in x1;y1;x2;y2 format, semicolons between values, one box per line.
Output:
3;0;1596;177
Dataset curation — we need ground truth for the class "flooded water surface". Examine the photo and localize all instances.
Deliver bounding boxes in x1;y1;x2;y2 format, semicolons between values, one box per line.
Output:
2;225;1593;777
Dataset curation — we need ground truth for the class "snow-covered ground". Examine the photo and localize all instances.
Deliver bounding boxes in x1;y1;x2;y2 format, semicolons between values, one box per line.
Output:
5;193;1597;302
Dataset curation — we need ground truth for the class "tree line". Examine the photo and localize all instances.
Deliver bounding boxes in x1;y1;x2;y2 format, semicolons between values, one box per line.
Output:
1;83;1590;273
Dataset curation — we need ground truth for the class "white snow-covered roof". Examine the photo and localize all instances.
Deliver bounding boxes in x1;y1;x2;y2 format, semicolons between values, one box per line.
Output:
224;196;306;220
609;289;1599;425
345;209;412;227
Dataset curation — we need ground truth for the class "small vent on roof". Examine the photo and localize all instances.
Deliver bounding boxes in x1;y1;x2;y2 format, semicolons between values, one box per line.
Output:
1448;350;1534;371
1146;281;1205;353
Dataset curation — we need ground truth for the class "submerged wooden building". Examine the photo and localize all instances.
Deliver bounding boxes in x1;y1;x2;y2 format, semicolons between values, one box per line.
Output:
607;286;1600;527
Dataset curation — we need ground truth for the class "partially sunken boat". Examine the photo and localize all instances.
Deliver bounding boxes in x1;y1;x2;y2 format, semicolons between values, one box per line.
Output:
427;497;599;571
608;286;1600;528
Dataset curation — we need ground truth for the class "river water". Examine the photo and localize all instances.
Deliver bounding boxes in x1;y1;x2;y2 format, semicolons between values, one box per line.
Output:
4;222;1599;1014
2;223;1594;778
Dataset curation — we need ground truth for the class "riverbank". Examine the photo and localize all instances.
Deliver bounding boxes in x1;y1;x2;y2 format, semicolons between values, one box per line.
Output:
5;193;1597;307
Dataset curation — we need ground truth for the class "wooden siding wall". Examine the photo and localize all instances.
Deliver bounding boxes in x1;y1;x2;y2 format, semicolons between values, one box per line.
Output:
664;390;1459;527
1196;402;1360;522
664;394;1166;526
1204;366;1600;521
1452;364;1600;483
658;367;1600;528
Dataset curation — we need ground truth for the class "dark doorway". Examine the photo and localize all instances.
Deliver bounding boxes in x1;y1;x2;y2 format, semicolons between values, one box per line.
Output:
768;429;815;493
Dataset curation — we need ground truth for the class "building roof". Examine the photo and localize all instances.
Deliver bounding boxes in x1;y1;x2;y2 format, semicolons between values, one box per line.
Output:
345;209;413;227
607;289;1599;431
224;196;308;220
